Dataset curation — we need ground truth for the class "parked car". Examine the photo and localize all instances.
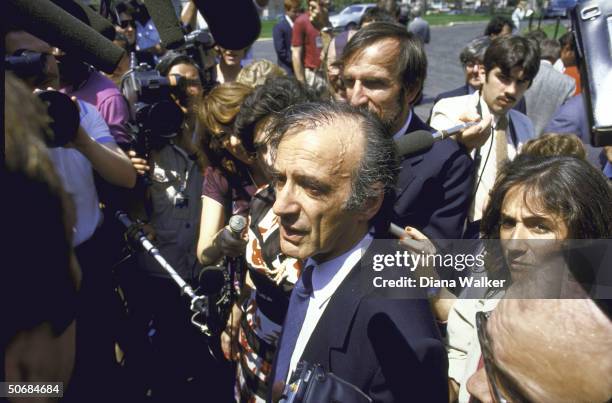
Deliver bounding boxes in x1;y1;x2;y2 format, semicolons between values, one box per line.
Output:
329;3;377;31
543;0;578;18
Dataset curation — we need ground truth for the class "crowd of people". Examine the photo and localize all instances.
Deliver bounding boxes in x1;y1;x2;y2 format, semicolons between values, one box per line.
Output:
4;0;612;402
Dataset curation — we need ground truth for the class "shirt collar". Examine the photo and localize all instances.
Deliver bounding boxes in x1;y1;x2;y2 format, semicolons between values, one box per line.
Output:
285;14;294;28
305;233;373;306
393;109;413;141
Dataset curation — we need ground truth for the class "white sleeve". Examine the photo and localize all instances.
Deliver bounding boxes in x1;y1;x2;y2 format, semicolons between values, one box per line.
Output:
78;100;115;145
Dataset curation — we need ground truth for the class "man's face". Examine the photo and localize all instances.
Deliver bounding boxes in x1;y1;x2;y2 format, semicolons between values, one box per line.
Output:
481;66;530;116
272;120;369;262
499;185;569;283
464;59;484;90
287;5;300;21
342;39;414;134
168;62;202;112
560;44;576;67
5;31;60;89
217;47;247;67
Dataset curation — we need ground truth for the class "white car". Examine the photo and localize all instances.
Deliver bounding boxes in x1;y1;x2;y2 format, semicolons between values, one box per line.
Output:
329;3;377;31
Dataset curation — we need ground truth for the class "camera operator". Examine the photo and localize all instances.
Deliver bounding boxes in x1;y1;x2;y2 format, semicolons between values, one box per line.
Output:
120;52;237;402
6;29;137;403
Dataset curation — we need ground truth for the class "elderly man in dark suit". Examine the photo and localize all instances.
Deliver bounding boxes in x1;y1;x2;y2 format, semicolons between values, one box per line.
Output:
268;101;448;402
340;22;474;241
272;0;300;75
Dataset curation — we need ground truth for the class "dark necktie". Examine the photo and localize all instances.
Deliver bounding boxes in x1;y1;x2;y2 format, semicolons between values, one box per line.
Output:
272;264;315;388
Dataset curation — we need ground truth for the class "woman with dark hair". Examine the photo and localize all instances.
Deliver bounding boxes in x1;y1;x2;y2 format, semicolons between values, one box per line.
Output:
445;154;612;402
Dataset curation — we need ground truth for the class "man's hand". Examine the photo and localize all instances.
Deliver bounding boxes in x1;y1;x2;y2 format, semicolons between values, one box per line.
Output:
128;150;151;176
454;112;492;151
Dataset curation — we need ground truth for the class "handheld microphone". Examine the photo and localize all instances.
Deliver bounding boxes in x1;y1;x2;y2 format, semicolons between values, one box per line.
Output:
228;215;247;239
394;122;479;157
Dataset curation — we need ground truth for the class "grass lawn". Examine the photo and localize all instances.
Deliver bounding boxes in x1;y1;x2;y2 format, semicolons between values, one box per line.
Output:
424;13;492;26
260;20;276;39
523;19;568;39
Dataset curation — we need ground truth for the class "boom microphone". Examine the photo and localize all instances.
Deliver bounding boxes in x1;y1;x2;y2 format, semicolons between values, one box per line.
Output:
6;0;125;73
50;0;116;41
142;0;186;49
192;0;261;50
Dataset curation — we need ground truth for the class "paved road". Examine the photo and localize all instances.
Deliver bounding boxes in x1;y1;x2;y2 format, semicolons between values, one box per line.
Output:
251;22;487;121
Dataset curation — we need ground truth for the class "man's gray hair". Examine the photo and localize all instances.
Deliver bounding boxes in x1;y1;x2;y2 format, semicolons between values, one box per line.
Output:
269;101;399;211
459;35;492;66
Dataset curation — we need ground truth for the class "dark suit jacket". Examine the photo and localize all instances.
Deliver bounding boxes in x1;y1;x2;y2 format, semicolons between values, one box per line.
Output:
393;114;474;240
285;246;448;402
273;16;294;75
429;84;526;122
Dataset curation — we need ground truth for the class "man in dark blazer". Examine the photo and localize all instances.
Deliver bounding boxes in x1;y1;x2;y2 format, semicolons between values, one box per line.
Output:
272;0;300;75
269;101;448;402
341;22;474;241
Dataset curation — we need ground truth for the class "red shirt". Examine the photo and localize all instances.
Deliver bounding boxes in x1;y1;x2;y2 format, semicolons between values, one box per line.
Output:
564;65;581;95
291;13;322;70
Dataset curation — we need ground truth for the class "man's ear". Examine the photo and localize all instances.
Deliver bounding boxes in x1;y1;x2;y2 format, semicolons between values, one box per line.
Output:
479;65;487;83
358;183;385;222
404;84;421;106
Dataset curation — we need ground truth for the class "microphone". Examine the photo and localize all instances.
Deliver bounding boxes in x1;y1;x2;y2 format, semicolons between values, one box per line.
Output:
192;0;261;50
394;122;479;157
50;0;116;41
6;0;125;73
198;266;226;296
142;0;185;50
228;215;247;239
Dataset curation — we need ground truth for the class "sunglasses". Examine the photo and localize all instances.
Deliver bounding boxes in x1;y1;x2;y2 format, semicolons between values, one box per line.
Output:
476;311;531;403
119;19;136;29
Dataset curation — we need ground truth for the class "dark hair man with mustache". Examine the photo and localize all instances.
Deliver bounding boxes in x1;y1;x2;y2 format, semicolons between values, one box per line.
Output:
431;36;540;237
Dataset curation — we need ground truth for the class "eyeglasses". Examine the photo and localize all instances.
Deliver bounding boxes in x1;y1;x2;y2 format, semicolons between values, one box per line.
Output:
476;311;531;403
119;19;136;29
465;61;481;69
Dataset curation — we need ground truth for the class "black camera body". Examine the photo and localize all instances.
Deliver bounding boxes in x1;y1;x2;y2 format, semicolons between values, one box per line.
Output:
183;29;217;93
121;56;185;152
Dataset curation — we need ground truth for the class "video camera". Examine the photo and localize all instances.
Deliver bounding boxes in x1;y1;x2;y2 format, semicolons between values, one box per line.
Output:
121;54;185;151
183;28;217;93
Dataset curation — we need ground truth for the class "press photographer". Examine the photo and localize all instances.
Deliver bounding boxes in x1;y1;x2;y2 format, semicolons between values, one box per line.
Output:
118;50;235;402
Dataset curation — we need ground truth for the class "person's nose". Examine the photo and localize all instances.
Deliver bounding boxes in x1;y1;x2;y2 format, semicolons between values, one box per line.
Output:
504;80;519;97
348;80;368;107
272;179;300;219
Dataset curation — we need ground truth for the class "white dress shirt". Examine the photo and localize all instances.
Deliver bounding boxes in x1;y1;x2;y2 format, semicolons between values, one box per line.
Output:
286;233;373;381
